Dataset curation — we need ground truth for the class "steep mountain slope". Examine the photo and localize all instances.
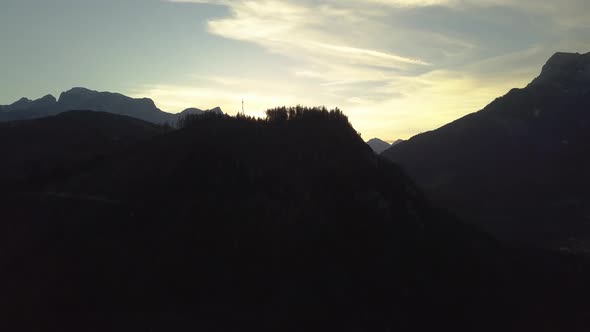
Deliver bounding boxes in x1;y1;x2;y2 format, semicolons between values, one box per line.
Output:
382;52;590;249
2;108;588;331
0;111;167;185
0;87;223;124
366;137;391;153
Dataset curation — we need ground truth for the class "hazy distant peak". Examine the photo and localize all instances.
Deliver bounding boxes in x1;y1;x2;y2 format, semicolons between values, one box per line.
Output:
8;97;33;109
0;87;221;124
59;87;146;101
2;94;57;112
37;94;57;105
58;87;99;105
40;94;57;101
367;138;391;154
367;137;388;143
14;97;32;104
59;87;157;109
59;87;100;100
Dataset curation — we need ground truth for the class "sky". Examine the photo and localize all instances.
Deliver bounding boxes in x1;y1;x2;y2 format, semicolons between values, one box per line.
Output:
1;0;589;141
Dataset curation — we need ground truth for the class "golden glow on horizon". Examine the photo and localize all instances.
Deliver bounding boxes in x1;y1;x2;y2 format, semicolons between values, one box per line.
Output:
139;0;590;141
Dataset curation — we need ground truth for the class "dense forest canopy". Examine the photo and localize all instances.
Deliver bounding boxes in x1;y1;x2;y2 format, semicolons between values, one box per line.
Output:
177;105;350;128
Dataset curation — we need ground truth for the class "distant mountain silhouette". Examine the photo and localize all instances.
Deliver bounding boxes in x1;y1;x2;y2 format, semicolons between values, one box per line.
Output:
0;94;60;121
367;138;405;153
0;87;223;125
2;107;589;331
0;94;56;112
383;52;590;250
57;87;173;123
366;138;391;153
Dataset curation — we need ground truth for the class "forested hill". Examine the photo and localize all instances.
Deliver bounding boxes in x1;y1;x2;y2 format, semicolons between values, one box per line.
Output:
1;107;589;331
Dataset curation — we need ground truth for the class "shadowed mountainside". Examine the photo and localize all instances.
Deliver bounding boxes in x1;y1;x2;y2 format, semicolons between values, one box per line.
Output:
382;52;590;250
1;107;589;331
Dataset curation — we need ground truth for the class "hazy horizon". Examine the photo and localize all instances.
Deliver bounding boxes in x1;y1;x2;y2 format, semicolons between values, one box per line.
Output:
2;0;589;141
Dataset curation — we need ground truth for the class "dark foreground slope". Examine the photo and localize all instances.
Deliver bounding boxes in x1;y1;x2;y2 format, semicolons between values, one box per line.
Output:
383;52;590;250
1;109;589;331
0;111;168;185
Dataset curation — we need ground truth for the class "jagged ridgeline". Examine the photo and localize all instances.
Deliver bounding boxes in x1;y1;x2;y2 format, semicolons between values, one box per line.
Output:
0;111;171;186
1;107;589;331
0;87;225;125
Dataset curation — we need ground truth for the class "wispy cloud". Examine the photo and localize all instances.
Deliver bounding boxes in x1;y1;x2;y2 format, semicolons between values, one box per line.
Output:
161;0;590;140
171;0;433;72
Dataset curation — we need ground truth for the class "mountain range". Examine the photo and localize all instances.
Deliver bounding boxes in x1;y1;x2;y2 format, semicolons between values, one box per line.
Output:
0;87;223;125
3;106;589;330
383;52;590;250
1;53;590;331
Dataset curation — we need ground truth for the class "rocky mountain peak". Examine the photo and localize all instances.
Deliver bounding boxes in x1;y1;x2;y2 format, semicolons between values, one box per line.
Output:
529;52;590;88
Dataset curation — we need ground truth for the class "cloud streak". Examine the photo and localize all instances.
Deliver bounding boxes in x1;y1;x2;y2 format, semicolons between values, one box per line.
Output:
162;0;590;140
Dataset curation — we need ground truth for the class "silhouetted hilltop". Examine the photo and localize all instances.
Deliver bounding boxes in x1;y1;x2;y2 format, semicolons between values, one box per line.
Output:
2;106;589;331
0;87;223;125
0;110;167;186
383;51;590;250
179;106;224;117
367;138;391;153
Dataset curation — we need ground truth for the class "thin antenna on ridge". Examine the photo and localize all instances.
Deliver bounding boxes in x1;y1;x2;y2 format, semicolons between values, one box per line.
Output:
242;98;245;115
